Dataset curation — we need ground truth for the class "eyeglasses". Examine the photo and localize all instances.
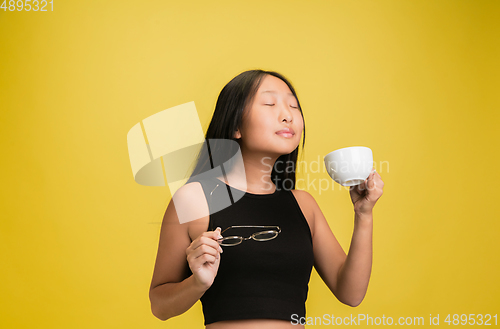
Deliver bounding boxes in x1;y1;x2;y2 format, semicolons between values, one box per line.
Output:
208;183;281;246
217;225;282;246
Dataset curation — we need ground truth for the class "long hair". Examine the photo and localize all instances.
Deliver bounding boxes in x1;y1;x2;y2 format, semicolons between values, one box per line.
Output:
186;69;306;190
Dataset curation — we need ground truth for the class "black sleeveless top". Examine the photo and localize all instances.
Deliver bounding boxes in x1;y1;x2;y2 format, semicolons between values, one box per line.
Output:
195;177;314;325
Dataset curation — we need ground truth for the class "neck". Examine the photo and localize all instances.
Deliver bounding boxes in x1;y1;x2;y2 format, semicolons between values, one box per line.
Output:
220;147;280;194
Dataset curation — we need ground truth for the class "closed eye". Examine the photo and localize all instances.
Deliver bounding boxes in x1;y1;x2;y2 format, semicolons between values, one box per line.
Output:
264;104;275;106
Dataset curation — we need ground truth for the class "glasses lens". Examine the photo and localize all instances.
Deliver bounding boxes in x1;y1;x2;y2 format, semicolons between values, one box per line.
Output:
219;237;242;246
253;231;278;241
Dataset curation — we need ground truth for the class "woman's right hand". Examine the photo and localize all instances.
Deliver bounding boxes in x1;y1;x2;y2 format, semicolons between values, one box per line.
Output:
186;227;223;290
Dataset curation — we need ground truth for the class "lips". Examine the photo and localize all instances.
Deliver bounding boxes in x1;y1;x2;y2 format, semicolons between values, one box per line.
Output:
276;128;295;138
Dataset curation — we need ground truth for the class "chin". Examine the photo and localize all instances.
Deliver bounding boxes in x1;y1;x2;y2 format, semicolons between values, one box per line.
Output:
275;145;299;156
251;137;299;156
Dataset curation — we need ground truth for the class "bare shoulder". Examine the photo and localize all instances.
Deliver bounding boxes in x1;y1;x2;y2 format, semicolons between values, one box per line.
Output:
290;189;319;238
173;180;204;199
171;181;209;226
290;189;319;212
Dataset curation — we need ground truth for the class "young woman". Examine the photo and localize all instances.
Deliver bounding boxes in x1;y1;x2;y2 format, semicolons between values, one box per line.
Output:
149;70;384;329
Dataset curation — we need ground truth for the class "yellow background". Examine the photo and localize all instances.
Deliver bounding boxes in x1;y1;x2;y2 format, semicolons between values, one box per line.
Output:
1;0;499;328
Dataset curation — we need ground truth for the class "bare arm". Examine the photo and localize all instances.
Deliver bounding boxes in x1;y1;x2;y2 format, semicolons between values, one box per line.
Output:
295;169;383;307
335;211;373;306
336;168;383;305
150;274;210;321
149;182;222;320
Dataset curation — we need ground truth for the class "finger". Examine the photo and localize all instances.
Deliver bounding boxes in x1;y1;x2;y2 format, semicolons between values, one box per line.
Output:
190;253;218;266
190;236;223;255
364;169;376;188
373;170;383;185
208;227;222;241
214;227;222;240
187;243;220;263
189;228;222;250
358;180;367;191
367;176;376;191
194;244;220;259
367;170;377;187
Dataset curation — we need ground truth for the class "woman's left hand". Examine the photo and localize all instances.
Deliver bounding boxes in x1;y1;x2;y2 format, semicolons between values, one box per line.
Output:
349;168;384;215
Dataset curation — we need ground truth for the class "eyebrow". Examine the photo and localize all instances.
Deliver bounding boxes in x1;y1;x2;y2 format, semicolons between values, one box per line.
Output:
260;90;295;97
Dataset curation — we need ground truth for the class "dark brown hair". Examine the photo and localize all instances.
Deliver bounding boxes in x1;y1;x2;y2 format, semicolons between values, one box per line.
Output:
186;69;305;190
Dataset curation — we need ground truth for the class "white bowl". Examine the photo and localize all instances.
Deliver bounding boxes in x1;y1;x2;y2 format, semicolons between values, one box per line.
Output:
324;146;373;186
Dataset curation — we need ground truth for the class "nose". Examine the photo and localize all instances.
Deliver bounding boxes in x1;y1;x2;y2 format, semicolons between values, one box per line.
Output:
279;102;293;123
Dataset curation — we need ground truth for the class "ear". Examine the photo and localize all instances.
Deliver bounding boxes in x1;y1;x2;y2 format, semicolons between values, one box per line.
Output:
233;129;241;139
